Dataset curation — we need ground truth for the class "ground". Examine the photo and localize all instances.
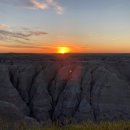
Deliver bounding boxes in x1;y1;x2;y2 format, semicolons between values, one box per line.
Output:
0;53;130;128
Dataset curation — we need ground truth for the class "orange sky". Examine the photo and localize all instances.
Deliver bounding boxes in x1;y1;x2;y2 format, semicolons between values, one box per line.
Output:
1;44;130;54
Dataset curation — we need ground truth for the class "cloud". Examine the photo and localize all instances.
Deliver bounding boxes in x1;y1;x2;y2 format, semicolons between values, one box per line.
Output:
31;0;48;9
0;24;9;29
0;0;64;14
29;31;48;36
0;43;56;50
0;29;48;42
29;0;64;14
0;43;42;49
54;4;64;15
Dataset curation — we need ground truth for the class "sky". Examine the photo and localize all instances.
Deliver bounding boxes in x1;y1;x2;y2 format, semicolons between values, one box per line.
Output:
0;0;130;53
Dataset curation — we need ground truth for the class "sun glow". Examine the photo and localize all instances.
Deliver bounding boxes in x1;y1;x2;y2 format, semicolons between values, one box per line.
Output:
57;47;70;54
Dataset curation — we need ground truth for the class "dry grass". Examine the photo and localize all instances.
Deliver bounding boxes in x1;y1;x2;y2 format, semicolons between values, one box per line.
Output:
1;121;130;130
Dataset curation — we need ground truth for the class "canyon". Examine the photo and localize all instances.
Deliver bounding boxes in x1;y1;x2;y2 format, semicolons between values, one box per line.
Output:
0;54;130;125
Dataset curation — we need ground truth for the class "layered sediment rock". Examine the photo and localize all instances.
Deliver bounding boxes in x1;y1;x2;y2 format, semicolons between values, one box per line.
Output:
0;54;130;124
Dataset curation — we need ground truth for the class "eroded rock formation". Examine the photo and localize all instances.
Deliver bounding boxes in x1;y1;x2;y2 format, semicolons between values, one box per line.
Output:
0;54;130;124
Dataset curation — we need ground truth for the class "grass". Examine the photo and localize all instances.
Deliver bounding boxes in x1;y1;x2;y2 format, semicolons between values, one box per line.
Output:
1;121;130;130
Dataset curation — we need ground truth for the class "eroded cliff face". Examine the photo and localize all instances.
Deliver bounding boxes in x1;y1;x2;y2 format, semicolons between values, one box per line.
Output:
0;54;130;125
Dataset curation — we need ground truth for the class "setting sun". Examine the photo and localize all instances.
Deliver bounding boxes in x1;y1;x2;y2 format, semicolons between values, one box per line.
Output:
57;47;71;54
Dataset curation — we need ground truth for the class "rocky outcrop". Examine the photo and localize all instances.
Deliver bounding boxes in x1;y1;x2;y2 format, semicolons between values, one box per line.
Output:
0;65;29;115
0;54;130;124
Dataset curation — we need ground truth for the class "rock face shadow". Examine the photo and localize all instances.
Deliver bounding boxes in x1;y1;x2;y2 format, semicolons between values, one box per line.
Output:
0;54;130;125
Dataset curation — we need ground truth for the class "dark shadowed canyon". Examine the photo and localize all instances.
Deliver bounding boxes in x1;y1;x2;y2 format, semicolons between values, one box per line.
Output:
0;53;130;125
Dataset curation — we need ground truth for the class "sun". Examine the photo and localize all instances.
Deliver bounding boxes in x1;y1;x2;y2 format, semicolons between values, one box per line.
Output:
57;47;70;54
